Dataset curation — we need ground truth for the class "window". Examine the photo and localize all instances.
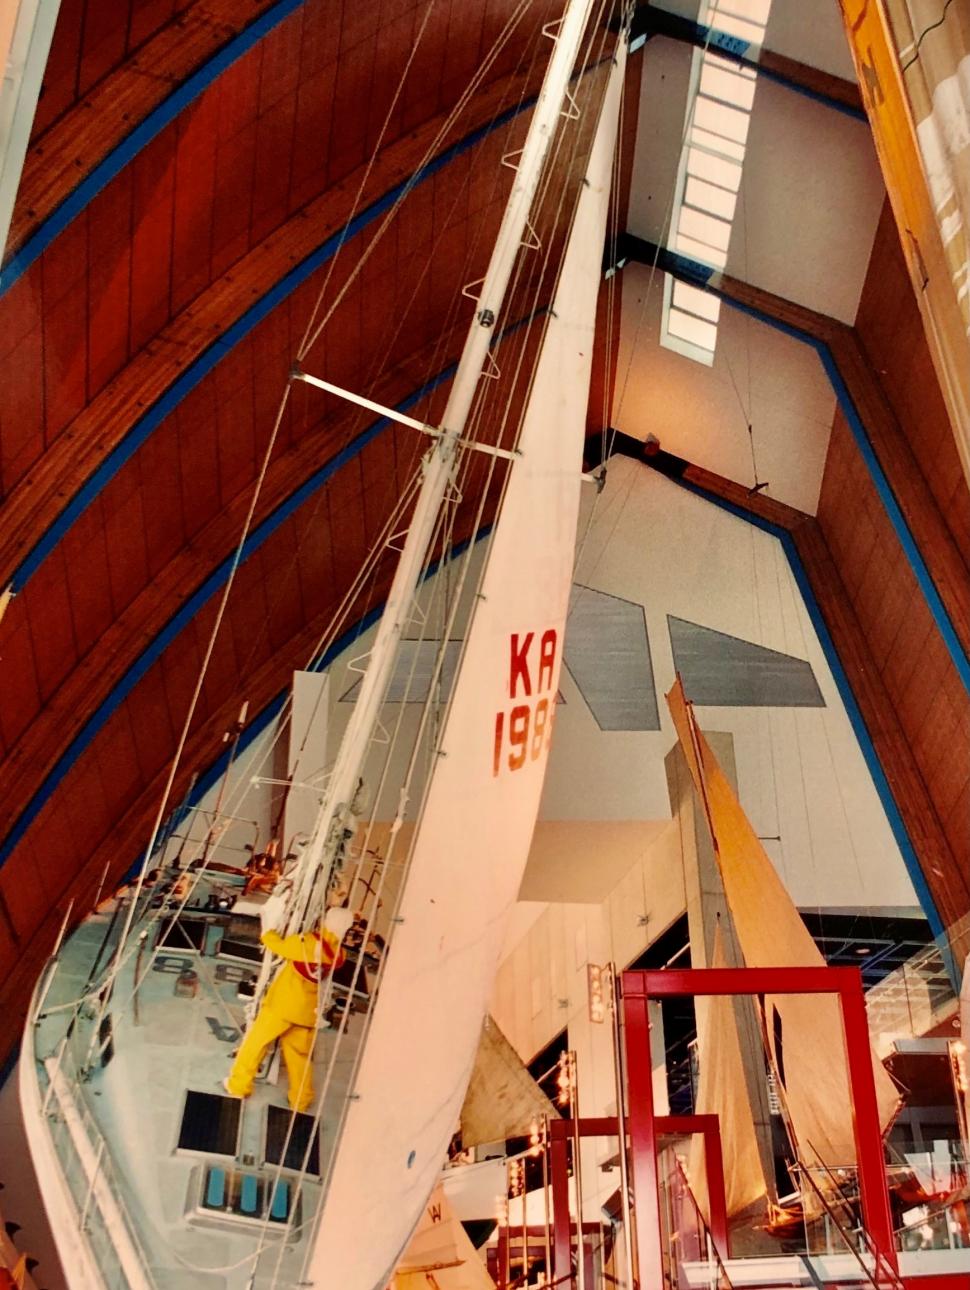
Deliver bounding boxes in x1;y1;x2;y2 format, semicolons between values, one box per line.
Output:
660;0;774;365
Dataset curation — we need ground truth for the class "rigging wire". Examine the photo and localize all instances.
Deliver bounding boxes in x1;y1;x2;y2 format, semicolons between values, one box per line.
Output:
281;9;624;1282
900;0;957;71
44;5;627;1283
297;0;537;363
295;0;445;360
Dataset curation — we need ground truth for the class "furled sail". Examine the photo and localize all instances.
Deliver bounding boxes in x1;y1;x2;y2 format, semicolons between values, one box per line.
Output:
390;1186;495;1290
688;923;768;1219
666;678;900;1168
459;1014;558;1151
307;45;627;1290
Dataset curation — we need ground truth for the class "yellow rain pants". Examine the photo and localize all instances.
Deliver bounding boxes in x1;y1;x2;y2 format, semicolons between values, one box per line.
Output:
226;927;342;1112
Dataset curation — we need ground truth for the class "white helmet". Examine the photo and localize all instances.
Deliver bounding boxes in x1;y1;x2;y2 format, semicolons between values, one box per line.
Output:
323;905;354;940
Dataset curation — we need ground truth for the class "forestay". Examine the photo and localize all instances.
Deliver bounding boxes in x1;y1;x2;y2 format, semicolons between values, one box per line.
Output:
306;46;627;1290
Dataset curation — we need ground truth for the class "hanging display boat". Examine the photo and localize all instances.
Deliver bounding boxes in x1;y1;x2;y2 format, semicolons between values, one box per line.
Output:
19;5;628;1288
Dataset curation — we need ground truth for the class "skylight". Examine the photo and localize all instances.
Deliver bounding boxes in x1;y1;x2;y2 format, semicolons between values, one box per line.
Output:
660;0;773;367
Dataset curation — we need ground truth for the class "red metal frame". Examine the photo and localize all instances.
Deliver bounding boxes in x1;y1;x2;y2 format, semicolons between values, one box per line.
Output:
548;1114;728;1284
622;966;897;1289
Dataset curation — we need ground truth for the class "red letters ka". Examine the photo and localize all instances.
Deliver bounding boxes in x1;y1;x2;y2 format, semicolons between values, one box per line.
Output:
509;632;534;697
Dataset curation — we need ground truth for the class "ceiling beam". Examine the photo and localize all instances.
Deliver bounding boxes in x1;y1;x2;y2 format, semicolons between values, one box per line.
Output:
631;3;865;121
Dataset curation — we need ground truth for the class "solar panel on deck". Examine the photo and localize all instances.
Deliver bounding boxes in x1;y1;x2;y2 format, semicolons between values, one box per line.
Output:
177;1091;241;1156
265;1106;320;1174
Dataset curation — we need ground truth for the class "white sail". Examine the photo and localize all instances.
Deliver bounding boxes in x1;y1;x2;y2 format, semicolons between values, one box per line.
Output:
307;49;626;1290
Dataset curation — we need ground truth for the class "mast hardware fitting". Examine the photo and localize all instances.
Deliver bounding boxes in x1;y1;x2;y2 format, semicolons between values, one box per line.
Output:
295;371;519;460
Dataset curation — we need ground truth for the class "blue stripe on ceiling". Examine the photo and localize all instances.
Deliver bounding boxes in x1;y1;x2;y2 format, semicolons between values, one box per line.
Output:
0;1045;17;1089
120;521;492;885
672;474;949;957
0;381;445;874
640;17;866;122
0;308;538;878
654;246;970;702
9;93;536;593
0;0;307;297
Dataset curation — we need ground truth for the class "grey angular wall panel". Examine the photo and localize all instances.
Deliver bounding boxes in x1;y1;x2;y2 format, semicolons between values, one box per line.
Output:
668;616;825;708
565;586;660;730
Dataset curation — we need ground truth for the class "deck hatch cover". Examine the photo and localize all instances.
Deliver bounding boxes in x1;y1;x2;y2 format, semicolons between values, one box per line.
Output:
158;916;208;952
219;938;262;963
264;1106;321;1174
178;1091;241;1156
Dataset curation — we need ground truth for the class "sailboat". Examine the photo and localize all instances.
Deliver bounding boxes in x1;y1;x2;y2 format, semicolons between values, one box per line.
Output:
665;678;901;1223
18;5;628;1289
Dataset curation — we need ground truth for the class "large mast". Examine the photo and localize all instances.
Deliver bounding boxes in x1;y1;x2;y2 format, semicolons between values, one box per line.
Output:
286;0;597;925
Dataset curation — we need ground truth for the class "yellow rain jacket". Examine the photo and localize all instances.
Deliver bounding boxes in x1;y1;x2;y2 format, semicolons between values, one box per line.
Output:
261;927;345;1026
226;924;345;1109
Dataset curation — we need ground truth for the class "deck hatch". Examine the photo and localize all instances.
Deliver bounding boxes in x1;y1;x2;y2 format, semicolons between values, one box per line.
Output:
219;938;262;963
264;1105;321;1174
177;1091;241;1156
158;916;208;952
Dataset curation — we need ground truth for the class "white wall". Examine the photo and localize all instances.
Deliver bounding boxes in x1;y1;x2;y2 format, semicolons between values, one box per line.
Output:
764;0;859;82
545;457;917;914
611;262;835;514
727;73;885;325
627;28;884;327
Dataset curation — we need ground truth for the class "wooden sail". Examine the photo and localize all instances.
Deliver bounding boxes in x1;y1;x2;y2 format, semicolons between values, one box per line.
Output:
306;45;627;1290
688;923;767;1218
459;1014;558;1151
666;678;900;1168
390;1186;495;1290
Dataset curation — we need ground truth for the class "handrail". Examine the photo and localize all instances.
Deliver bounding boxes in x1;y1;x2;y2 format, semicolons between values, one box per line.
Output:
894;1185;970;1251
39;1046;159;1290
794;1160;903;1290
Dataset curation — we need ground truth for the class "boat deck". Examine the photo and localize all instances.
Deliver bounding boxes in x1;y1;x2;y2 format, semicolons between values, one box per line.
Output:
26;879;369;1290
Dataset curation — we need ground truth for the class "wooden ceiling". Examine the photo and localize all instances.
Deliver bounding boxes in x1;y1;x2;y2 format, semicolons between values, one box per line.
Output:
2;0;969;1065
0;0;633;1058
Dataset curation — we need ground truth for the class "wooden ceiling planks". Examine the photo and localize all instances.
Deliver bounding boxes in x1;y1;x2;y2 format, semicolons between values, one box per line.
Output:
0;611;42;757
0;308;469;854
0;0;615;1062
23;545;78;704
87;168;134;394
27;0;87;140
854;202;970;569
10;0;280;254
817;410;970;934
0;49;545;587
0;834;52;935
60;499;115;658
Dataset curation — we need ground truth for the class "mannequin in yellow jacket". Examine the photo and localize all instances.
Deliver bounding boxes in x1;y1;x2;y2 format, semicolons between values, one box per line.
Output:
225;901;354;1112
